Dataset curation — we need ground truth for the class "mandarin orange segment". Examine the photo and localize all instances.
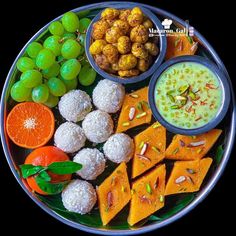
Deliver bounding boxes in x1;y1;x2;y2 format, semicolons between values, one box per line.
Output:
6;102;55;149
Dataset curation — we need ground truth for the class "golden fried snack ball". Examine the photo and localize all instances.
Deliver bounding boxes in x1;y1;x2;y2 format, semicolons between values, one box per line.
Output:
111;63;119;71
106;19;116;27
118;69;140;77
127;14;143;27
117;36;131;54
119;9;131;21
130;25;149;43
131;43;149;59
118;54;137;70
131;7;143;15
94;54;111;71
89;39;107;55
92;19;110;40
101;8;120;20
137;58;149;72
143;18;153;29
105;26;124;43
102;44;119;64
144;42;159;56
113;20;130;35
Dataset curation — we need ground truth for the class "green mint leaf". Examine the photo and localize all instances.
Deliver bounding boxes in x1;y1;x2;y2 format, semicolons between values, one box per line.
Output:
38;170;51;182
20;164;45;178
215;145;224;165
47;161;82;175
35;176;69;194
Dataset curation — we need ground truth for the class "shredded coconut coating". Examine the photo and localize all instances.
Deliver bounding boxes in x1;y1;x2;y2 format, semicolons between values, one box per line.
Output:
92;79;125;113
54;122;86;153
103;133;134;163
73;148;106;180
82;110;114;143
58;90;92;122
62;179;97;214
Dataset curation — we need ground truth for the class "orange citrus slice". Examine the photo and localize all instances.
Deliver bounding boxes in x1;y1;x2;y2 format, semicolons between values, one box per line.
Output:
6;102;55;149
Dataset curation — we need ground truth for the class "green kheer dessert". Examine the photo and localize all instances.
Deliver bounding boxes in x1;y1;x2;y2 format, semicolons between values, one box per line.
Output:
155;62;222;129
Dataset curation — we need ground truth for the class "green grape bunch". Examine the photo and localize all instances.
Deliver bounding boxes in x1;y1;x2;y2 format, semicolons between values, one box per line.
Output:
11;11;97;108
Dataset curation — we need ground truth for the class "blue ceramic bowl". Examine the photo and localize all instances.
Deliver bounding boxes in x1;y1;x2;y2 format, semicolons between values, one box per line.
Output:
85;5;167;84
148;55;231;135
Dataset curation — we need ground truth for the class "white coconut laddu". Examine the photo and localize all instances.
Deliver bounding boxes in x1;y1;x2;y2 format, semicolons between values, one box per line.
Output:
58;89;92;122
103;133;134;163
73;148;106;180
62;179;97;214
54;122;86;153
92;79;125;113
82;110;114;143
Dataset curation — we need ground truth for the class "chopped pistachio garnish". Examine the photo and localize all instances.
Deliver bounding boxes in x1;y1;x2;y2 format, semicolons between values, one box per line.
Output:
167;94;175;103
139;141;145;149
152;122;161;128
172;147;179;154
146;183;152;194
171;105;179;109
136;112;147;119
196;148;203;154
122;122;130;127
178;84;189;94
159;195;164;203
121;186;126;192
152;146;161;153
137;101;143;111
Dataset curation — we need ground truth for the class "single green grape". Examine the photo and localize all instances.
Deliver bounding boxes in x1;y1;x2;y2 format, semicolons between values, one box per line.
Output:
43;93;59;108
49;21;64;36
26;42;43;58
10;81;32;102
61;39;81;59
78;64;96;86
32;84;49;103
61;12;80;33
47;77;66;96
79;18;91;33
43;36;62;56
42;62;60;79
36;49;55;70
62;32;76;41
77;33;86;46
61;77;78;91
16;57;35;72
20;70;42;88
60;59;81;80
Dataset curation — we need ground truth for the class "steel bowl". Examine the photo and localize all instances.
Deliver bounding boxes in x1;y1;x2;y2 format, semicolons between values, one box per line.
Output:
85;5;167;84
148;55;231;135
0;2;235;235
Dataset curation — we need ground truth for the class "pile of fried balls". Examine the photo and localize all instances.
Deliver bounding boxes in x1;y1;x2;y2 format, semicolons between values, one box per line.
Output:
89;7;159;78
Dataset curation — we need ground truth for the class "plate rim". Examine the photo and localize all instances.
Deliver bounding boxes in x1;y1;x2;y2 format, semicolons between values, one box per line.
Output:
0;1;235;235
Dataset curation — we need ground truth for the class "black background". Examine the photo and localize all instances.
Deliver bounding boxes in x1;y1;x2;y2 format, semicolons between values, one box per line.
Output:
0;0;235;235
